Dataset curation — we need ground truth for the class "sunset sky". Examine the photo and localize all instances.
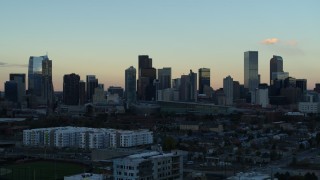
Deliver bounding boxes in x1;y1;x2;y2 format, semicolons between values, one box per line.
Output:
0;0;319;91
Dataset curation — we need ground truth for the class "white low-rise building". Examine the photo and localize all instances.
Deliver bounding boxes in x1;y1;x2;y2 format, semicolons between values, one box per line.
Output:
23;127;153;149
113;151;183;180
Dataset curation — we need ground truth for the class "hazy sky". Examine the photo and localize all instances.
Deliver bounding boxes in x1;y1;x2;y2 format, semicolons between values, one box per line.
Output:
0;0;319;91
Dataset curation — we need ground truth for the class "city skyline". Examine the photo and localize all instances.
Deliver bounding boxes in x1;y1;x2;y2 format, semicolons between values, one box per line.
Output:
1;1;319;91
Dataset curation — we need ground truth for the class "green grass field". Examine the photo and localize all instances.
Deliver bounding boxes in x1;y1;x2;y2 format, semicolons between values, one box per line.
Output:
0;160;86;180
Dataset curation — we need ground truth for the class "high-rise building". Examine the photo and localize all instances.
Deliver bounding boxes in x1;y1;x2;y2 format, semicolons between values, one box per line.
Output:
138;55;152;70
314;83;320;93
125;66;137;107
270;55;283;85
179;70;197;102
28;55;54;107
137;55;156;101
5;81;18;102
158;67;171;90
198;68;210;94
244;51;259;92
86;75;98;102
63;73;80;105
296;79;307;93
41;59;54;106
9;73;26;103
223;76;233;105
79;81;86;105
28;55;49;96
233;81;240;101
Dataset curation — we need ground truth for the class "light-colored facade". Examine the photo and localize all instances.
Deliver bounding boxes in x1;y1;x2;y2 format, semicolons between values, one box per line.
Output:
299;92;320;114
252;88;269;108
113;151;183;180
23;127;153;149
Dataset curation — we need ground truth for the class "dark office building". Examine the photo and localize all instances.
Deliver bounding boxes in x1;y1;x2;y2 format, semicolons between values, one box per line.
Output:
198;68;210;94
314;83;320;93
158;68;171;90
5;81;18;102
179;70;197;102
137;55;156;101
9;73;26;103
296;79;307;92
86;75;98;102
79;81;86;105
138;55;152;70
233;81;240;101
63;73;80;105
270;55;283;85
284;77;296;88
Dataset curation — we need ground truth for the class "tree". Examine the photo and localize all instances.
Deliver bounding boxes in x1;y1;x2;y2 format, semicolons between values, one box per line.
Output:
162;136;176;151
316;132;320;145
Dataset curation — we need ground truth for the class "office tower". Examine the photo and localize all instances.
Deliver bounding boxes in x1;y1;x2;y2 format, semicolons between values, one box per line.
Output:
172;78;181;90
5;81;18;102
138;55;152;70
28;55;48;96
270;55;284;85
86;75;98;102
41;59;54;106
233;81;240;101
179;70;197;102
125;66;136;106
223;76;233;105
284;77;296;88
63;73;80;105
108;86;124;98
93;86;107;104
314;83;320;93
244;51;259;92
28;55;54;107
158;67;171;90
9;73;26;103
79;81;86;105
137;55;156;101
198;68;210;94
189;70;197;102
296;79;307;92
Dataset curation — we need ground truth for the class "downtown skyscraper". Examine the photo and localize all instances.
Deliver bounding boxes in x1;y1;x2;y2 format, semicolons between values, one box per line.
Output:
28;55;54;107
244;51;259;92
270;55;284;85
158;67;171;90
86;75;98;103
63;73;80;105
125;66;137;107
137;55;156;101
9;73;26;103
198;68;210;94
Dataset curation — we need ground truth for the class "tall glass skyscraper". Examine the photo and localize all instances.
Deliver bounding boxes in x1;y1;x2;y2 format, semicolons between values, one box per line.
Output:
198;68;210;94
244;51;259;92
28;56;47;96
125;66;136;107
28;55;54;107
